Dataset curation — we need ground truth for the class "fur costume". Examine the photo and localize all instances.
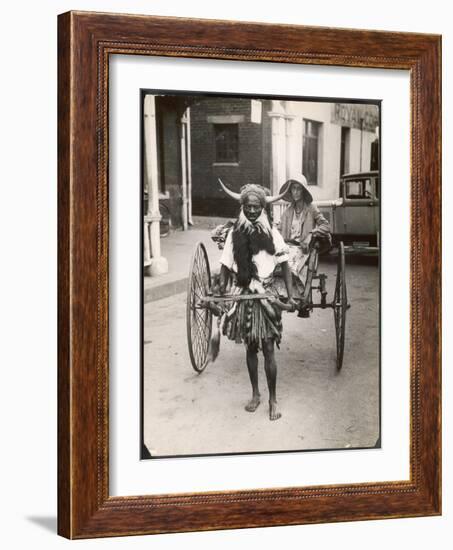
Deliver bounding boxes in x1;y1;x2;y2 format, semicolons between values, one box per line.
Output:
232;211;275;289
220;209;284;350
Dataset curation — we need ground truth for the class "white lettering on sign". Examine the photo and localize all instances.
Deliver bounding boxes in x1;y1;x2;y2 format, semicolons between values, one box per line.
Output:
332;103;379;131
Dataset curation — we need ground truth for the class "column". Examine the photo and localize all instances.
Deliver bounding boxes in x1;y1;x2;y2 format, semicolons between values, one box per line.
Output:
285;114;296;180
143;220;151;267
186;107;193;226
268;101;288;223
144;94;168;276
180;110;188;231
268;100;287;195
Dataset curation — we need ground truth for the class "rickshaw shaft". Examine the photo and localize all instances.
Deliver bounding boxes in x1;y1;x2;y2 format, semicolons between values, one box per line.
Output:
200;293;275;303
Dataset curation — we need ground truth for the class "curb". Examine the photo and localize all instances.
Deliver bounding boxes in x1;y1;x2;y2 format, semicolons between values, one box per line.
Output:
144;266;220;304
144;277;188;303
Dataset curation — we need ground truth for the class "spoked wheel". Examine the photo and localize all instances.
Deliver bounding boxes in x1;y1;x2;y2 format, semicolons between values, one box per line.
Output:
334;242;347;371
186;242;212;373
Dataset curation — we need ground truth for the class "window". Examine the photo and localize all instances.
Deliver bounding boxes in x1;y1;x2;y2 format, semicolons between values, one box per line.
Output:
214;124;239;163
345;180;364;198
303;119;321;185
370;138;379;171
364;179;378;199
344;178;377;200
340;126;350;176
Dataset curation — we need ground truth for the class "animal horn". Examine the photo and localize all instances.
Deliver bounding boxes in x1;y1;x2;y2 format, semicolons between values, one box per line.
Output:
265;189;287;204
218;178;241;201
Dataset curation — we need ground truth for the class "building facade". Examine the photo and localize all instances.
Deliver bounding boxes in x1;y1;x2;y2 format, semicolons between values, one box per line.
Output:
142;93;379;271
189;97;379;217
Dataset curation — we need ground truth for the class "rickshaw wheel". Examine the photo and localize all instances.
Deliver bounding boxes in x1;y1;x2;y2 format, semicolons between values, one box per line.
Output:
334;242;347;371
186;242;213;373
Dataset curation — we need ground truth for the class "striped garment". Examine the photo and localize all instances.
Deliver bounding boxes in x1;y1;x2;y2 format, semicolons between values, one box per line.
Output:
221;277;283;349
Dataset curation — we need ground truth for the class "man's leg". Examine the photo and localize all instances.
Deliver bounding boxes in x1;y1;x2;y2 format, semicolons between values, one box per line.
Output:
262;339;282;421
245;343;260;412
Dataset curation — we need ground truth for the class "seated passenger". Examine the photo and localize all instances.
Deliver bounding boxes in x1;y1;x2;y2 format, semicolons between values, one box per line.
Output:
278;174;331;286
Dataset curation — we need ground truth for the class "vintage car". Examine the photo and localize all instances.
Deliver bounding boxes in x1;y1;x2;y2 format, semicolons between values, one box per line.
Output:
315;170;380;250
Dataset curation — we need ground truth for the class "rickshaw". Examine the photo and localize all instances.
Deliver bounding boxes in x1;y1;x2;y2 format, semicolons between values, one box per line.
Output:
186;235;349;374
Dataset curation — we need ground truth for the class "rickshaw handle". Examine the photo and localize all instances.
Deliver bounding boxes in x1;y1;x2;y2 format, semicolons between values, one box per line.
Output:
201;294;295;311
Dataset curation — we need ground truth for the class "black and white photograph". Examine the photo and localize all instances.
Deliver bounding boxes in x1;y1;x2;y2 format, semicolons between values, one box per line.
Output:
141;92;380;458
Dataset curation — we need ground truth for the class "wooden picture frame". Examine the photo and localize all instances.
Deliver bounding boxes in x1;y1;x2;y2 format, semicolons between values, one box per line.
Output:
58;11;441;538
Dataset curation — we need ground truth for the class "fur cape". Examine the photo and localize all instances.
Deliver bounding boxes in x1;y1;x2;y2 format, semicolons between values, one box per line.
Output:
232;210;275;288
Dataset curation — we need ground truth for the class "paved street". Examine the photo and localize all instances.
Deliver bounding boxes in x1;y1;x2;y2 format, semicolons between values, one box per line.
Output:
143;258;379;457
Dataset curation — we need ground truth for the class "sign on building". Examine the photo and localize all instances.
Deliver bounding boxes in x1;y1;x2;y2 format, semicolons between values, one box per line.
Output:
251;99;262;124
331;103;379;132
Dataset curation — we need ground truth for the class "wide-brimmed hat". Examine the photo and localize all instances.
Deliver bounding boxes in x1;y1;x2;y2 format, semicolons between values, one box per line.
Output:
278;174;313;204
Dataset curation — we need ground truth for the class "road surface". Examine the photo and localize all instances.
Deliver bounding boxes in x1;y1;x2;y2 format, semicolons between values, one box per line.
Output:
143;259;379;457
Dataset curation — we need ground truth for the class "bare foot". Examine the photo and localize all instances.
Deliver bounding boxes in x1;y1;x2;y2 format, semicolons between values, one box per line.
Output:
245;395;261;412
269;401;282;421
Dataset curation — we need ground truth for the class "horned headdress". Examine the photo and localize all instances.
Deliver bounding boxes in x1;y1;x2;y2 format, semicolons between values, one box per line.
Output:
218;178;286;205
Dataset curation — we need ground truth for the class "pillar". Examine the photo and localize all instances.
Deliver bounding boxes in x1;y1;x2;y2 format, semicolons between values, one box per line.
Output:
180;110;189;231
144;94;168;276
268;100;287;195
186;107;193;226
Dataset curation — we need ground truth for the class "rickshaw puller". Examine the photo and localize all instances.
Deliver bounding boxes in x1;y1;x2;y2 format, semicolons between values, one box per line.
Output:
218;181;297;421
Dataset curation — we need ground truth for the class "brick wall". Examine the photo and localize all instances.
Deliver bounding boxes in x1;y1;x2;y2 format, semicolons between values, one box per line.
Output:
190;97;268;217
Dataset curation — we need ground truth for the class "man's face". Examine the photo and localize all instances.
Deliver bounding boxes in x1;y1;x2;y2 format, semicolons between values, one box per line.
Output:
242;194;263;222
290;183;303;202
